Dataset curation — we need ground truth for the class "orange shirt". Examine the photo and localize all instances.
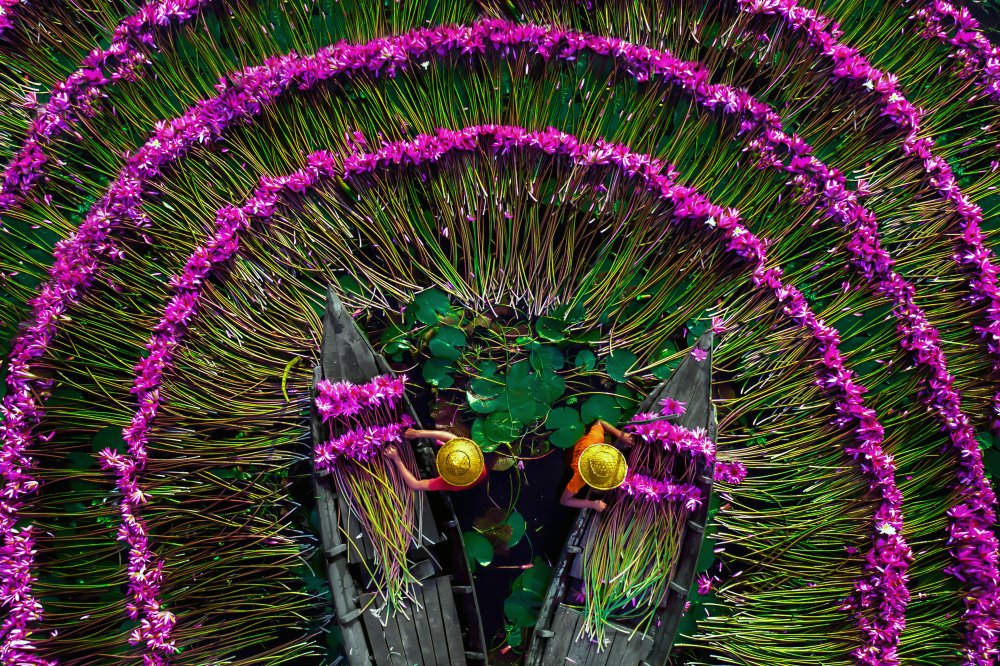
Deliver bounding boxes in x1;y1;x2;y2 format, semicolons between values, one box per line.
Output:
565;421;605;495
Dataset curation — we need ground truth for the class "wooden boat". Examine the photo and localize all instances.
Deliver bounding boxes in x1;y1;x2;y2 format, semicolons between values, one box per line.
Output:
525;331;716;666
309;288;488;666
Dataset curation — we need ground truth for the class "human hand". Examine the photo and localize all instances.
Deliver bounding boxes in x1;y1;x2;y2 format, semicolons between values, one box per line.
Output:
403;428;418;440
618;433;635;447
591;500;607;513
384;445;400;460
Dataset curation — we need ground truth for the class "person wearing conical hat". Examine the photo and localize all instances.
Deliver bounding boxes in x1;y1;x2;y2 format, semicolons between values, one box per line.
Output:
559;420;632;512
384;427;488;492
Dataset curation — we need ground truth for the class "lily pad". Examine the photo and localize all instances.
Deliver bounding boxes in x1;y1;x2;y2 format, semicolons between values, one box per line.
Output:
615;384;637;410
545;407;582;431
507;387;540;425
535;371;566;404
550;302;586;323
536;316;567;342
471;418;501;453
581;394;621;425
516;558;554;597
505;360;534;390
470;361;503;398
467;391;500;415
504;589;542;628
422;357;455;389
464;531;494;568
379;321;409;355
428;325;466;361
530;345;564;371
505;510;527;547
412;288;452;325
550;422;585;449
485;411;520;443
575;349;597;370
605;349;638;383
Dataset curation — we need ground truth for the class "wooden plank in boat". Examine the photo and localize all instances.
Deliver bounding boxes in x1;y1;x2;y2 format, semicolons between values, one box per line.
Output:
381;603;408;666
409;580;439;665
619;631;653;664
359;594;394;665
543;604;581;664
565;610;595;665
395;593;423;665
436;575;467;665
422;576;449;664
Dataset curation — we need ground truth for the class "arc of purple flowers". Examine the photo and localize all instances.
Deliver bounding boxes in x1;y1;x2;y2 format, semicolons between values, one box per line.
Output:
910;0;1000;104
119;123;908;664
738;3;1000;659
2;19;993;660
0;0;21;37
0;0;212;213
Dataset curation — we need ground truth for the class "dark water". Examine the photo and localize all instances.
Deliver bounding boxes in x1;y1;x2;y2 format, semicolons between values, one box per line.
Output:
449;446;578;651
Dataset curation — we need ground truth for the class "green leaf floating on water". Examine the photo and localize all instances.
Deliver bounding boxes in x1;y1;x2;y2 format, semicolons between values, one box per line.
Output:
422;357;455;389
464;531;494;569
469;360;503;398
574;349;597;370
550;421;584;449
504;589;542;628
471;418;500;453
516;558;555;598
485;411;520;444
428;324;466;361
535;316;567;341
411;287;452;325
545;407;581;431
467;391;500;414
505;510;526;547
652;340;681;380
529;344;564;371
605;349;637;383
581;394;622;425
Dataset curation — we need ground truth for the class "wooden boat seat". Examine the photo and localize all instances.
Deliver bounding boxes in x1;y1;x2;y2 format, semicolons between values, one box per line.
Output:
359;574;476;666
336;482;444;566
540;603;653;665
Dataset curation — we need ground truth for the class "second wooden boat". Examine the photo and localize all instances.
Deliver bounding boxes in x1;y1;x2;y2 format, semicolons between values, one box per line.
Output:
525;331;716;666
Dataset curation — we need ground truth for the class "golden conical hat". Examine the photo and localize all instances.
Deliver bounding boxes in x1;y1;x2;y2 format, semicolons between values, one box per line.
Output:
436;437;484;488
578;443;627;491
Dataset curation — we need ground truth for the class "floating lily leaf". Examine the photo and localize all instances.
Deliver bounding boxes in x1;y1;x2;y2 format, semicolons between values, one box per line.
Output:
574;349;597;370
605;349;637;383
422;357;455;389
467;391;500;414
530;344;564;371
652;341;681;380
485;411;520;443
535;368;566;404
507;387;539;424
581;394;621;425
535;316;567;341
379;320;409;355
504;589;542;628
412;287;452;325
550;302;586;323
471;418;501;453
470;360;503;398
505;360;533;390
464;531;494;568
505;510;526;547
615;384;637;410
545;407;582;431
516;558;555;597
550;421;585;449
428;325;466;360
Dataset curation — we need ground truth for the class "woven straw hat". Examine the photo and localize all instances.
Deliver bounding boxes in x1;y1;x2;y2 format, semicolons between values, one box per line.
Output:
436;437;484;488
579;443;628;491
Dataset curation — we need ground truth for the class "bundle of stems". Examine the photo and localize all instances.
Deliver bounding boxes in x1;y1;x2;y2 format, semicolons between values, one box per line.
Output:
580;442;693;645
329;452;421;614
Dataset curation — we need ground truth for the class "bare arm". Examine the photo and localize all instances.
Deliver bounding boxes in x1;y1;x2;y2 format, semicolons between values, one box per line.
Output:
599;419;634;447
404;428;456;445
385;446;433;491
559;488;606;512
